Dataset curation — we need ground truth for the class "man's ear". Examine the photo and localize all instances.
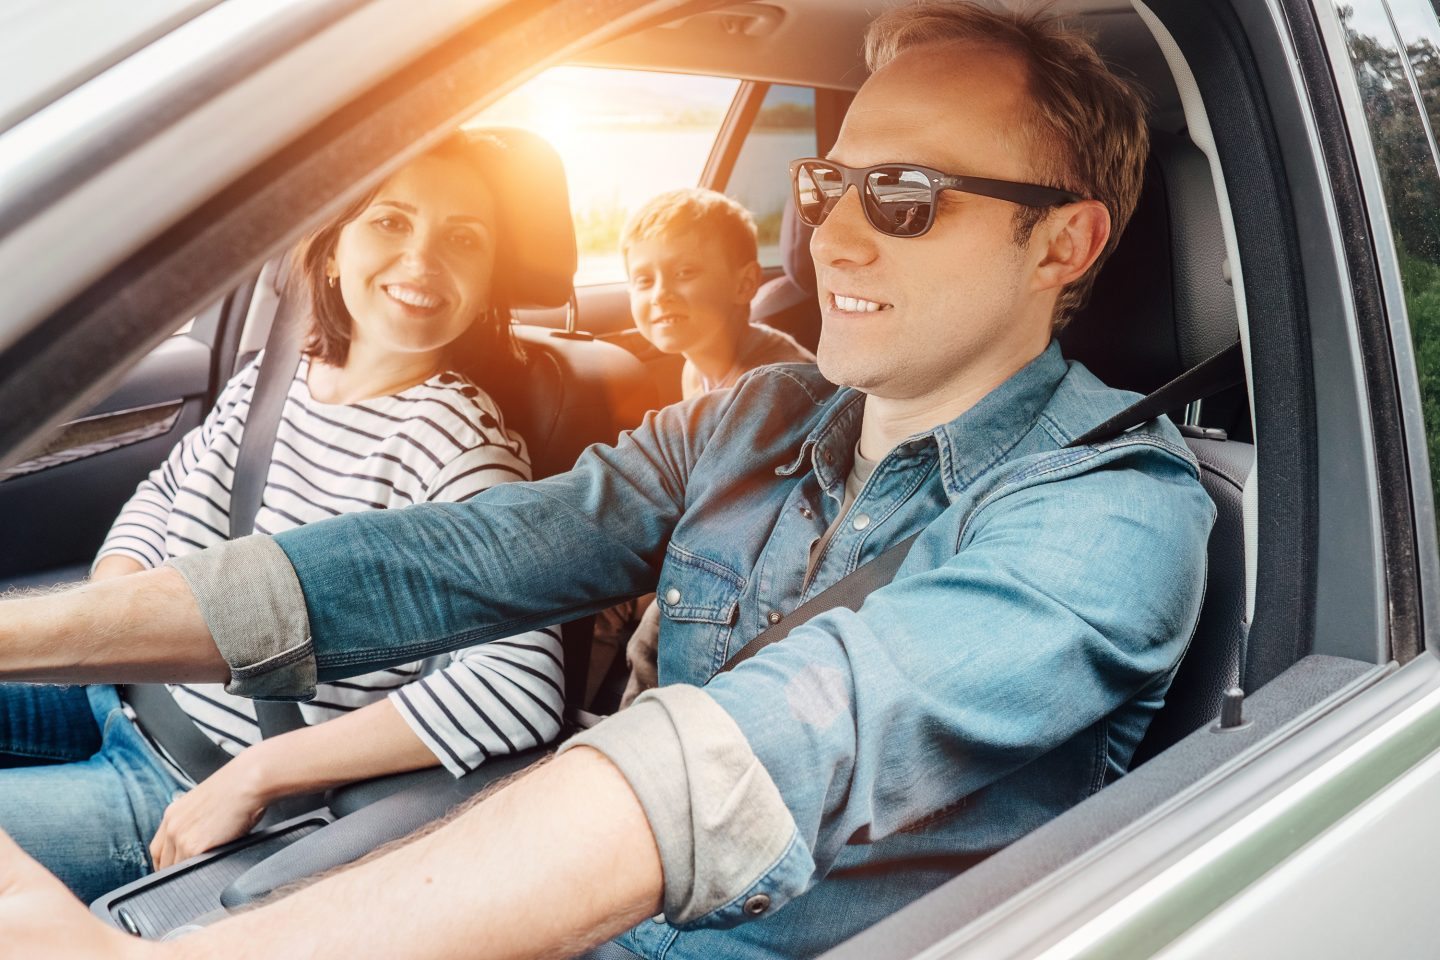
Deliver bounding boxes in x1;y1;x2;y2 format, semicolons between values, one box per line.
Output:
735;259;763;304
1031;200;1111;293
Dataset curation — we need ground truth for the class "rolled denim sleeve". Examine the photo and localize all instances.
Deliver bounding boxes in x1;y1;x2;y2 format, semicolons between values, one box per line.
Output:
560;685;808;925
694;440;1213;917
167;535;316;700
265;385;752;686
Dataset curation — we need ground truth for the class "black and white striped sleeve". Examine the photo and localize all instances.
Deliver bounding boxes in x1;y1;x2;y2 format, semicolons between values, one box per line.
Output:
386;383;565;774
422;439;531;501
93;356;259;571
389;628;566;776
418;386;531;502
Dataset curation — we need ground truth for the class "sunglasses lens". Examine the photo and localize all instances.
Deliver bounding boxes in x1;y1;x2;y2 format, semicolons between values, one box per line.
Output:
865;167;934;237
794;162;845;227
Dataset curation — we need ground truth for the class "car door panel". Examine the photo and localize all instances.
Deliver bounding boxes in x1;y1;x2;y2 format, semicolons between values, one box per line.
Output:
0;324;214;587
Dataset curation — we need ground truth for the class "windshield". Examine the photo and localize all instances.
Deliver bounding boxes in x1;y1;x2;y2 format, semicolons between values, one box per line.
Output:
0;0;219;132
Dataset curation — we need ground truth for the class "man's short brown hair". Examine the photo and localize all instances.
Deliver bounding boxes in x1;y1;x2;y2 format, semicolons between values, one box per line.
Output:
865;2;1150;327
621;188;760;269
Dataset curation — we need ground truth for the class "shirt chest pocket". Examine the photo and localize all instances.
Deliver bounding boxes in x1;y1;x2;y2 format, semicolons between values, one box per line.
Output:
655;543;744;682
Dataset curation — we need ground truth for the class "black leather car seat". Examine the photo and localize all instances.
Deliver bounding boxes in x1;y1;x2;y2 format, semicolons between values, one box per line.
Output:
428;126;657;481
1063;130;1252;765
749;197;821;352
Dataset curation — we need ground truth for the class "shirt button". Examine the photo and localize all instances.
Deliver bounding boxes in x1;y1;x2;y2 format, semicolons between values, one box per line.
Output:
800;506;814;519
822;450;834;465
767;610;783;625
651;913;666;924
744;894;771;916
852;513;871;531
664;587;681;605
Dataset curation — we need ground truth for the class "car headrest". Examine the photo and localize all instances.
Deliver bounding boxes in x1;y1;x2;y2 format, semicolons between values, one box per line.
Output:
469;125;577;310
1060;131;1238;395
779;195;817;295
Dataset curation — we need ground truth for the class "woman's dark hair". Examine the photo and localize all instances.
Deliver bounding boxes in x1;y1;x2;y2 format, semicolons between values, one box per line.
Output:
292;131;525;393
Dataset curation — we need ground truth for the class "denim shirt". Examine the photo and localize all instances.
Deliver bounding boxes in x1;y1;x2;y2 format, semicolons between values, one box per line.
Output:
212;341;1213;960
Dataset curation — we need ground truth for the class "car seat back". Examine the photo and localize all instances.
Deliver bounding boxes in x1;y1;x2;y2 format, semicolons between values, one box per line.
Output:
1133;436;1250;764
1065;131;1252;763
407;126;658;477
489;326;656;480
750;197;821;351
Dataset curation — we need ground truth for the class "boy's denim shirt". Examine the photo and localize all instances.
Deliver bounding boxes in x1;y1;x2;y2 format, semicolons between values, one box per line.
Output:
202;341;1213;960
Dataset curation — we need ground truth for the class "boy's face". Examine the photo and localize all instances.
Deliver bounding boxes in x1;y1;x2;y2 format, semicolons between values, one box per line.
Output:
626;228;759;358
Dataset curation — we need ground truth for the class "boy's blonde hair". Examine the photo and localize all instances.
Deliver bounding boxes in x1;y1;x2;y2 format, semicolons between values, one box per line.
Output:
621;188;759;267
866;2;1150;327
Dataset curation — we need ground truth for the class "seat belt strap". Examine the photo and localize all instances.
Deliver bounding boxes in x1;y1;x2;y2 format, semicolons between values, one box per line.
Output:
122;680;231;781
719;339;1247;673
232;277;326;820
229;282;303;540
229;273;312;740
124;274;308;784
718;533;918;672
1066;341;1244;448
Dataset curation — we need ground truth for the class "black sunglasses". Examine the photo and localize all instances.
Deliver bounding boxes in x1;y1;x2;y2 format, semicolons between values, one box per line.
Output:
789;158;1084;239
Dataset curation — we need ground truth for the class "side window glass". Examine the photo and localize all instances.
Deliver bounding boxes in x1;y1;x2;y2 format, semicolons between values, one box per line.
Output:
476;66;741;285
723;85;817;267
1337;2;1440;521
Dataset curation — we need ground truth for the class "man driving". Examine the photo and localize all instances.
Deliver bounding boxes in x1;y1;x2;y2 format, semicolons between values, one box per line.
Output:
0;3;1213;958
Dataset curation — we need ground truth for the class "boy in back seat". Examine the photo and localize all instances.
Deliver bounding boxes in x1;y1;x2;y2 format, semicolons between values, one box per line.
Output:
597;189;817;705
624;188;814;401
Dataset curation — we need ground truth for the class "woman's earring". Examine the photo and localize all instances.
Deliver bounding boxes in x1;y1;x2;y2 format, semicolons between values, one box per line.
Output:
327;275;337;288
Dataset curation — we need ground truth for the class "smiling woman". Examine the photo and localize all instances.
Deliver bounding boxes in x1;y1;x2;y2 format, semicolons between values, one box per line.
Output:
0;129;565;902
297;134;520;404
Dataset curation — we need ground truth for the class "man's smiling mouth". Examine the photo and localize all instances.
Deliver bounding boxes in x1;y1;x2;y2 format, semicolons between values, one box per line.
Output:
830;293;893;313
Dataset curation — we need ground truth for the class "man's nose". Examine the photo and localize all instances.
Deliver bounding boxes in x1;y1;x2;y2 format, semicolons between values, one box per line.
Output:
809;187;878;267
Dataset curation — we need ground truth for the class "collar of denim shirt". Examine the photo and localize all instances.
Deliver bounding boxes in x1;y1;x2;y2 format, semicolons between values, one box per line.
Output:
775;340;1069;503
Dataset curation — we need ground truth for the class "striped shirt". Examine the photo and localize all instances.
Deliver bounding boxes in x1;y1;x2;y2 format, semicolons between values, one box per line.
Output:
97;353;564;778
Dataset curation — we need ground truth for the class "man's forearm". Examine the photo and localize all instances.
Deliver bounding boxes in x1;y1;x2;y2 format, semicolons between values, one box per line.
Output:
0;566;227;683
163;746;663;960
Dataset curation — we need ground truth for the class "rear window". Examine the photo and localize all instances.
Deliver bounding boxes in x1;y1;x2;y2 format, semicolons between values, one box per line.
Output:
475;66;741;285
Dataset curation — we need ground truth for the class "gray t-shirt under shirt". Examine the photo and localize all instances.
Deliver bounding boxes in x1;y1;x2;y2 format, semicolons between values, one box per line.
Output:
805;441;878;583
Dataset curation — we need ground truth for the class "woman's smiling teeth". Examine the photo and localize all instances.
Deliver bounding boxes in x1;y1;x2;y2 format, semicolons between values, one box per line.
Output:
384;284;445;310
832;294;892;313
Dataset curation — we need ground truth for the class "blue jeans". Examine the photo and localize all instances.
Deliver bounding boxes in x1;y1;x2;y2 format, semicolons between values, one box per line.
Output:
0;684;186;903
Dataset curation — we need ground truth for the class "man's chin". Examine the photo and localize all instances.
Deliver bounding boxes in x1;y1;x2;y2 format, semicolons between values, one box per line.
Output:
816;353;889;393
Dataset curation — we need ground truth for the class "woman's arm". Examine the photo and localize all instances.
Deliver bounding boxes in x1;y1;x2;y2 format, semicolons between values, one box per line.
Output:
93;357;261;573
150;697;437;868
91;555;146;580
151;626;565;867
388;630;565;778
